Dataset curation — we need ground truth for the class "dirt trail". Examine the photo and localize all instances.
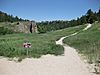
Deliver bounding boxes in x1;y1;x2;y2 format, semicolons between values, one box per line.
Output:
0;24;94;75
83;24;92;31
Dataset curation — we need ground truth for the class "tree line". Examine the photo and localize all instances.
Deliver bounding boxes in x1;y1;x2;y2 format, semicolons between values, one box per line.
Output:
37;9;100;33
0;9;100;33
0;11;29;22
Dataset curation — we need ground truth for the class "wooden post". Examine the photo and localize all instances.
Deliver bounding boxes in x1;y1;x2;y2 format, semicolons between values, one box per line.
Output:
27;48;28;57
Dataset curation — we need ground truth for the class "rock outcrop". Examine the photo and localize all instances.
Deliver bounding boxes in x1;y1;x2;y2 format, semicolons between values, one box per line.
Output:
14;21;38;33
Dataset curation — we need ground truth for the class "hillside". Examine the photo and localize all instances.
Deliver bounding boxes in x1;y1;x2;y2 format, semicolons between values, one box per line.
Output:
0;9;100;34
63;22;100;73
0;9;100;74
0;23;97;75
0;24;85;60
0;21;100;74
37;9;100;33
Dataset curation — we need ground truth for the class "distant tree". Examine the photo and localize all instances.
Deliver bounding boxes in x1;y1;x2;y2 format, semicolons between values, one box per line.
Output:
97;9;100;22
15;16;19;21
0;11;5;22
98;9;100;15
80;16;87;24
86;9;95;24
0;11;28;22
77;17;81;25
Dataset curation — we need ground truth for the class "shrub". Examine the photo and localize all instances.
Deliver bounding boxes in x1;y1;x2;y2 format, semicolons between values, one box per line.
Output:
0;27;14;35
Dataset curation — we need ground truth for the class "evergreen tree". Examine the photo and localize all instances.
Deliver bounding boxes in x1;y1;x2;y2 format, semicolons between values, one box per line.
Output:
97;9;100;22
80;16;87;24
0;11;26;22
77;17;81;25
86;9;95;24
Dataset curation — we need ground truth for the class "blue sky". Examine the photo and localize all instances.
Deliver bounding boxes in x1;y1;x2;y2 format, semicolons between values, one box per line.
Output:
0;0;100;22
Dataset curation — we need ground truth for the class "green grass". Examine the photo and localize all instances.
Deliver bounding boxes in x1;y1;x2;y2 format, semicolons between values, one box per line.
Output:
0;24;85;61
63;22;100;72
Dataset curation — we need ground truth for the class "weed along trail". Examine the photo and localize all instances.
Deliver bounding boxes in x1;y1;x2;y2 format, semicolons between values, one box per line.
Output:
0;24;94;75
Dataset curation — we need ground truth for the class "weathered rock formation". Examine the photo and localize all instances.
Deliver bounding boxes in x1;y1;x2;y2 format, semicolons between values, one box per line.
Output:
14;21;38;33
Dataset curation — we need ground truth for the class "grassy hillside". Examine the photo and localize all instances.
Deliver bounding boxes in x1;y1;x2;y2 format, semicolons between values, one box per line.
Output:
63;22;100;72
0;24;85;61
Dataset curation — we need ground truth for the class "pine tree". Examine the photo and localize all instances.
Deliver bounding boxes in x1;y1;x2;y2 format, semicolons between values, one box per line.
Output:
80;16;87;24
86;9;95;24
97;9;100;22
0;11;25;22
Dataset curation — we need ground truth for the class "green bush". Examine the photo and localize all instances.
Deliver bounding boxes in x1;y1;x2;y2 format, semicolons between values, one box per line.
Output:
0;27;13;35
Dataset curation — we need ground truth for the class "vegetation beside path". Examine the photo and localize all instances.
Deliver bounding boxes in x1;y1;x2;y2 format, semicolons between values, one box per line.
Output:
0;25;85;61
63;22;100;73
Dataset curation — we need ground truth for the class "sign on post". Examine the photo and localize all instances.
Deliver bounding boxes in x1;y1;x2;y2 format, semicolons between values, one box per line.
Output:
23;42;32;48
23;42;32;56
